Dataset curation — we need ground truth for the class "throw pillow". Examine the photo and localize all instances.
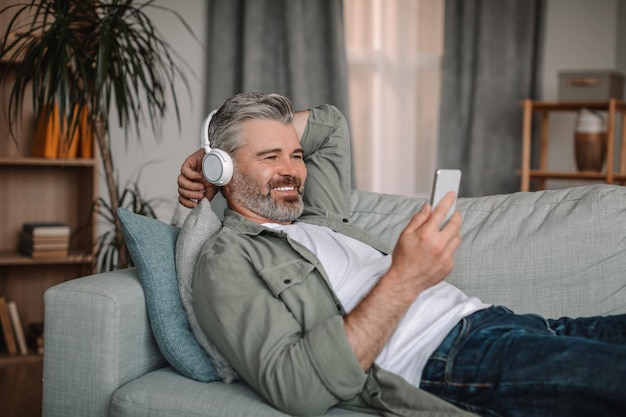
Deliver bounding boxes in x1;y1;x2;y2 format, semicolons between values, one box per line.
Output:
117;208;219;382
175;199;240;383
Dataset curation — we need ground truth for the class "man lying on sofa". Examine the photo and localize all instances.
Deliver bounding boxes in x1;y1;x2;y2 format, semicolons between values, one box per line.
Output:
177;92;626;417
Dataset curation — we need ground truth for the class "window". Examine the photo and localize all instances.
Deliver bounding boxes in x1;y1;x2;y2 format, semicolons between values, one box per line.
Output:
344;0;444;197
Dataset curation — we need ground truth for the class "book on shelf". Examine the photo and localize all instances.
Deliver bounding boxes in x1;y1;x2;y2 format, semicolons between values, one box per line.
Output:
0;327;6;353
17;245;69;259
7;301;28;355
21;222;71;238
27;322;44;355
18;222;71;258
18;232;70;251
18;233;70;243
0;294;18;355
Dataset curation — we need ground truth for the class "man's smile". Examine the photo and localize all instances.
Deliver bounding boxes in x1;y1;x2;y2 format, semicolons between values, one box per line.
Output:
269;176;303;195
273;186;297;192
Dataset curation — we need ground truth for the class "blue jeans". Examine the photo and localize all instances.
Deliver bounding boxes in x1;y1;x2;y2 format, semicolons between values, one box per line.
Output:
419;306;626;417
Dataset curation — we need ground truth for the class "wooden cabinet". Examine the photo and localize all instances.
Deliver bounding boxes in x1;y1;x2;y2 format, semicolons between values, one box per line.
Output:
519;99;626;191
0;63;96;359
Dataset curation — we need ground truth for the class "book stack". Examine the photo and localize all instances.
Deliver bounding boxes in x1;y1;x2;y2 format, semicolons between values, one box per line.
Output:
18;222;71;258
0;294;28;356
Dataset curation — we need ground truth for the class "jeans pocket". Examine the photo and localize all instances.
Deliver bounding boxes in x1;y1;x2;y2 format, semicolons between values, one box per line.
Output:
421;315;470;389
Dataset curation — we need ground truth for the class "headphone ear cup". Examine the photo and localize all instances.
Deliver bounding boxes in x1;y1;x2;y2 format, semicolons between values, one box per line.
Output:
202;149;233;186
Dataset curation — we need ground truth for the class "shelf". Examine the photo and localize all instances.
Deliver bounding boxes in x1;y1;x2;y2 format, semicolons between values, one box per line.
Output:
519;99;626;191
0;353;42;365
0;9;96;389
0;32;29;65
522;100;626;112
517;170;626;181
0;250;93;266
0;156;96;167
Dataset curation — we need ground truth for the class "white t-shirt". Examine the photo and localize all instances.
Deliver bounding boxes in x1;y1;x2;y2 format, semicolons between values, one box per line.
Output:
265;221;490;387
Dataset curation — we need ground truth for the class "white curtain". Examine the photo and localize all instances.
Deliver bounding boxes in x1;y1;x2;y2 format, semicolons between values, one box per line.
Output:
344;0;445;197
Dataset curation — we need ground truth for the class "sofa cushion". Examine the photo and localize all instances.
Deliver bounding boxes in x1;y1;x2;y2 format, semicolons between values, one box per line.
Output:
110;367;372;417
117;208;219;382
175;199;239;382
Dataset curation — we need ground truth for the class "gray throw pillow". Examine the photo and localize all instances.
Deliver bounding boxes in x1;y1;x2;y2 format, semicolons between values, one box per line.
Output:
175;199;240;383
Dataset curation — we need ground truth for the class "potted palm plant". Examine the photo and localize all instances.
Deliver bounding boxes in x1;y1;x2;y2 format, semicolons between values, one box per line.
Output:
0;0;195;269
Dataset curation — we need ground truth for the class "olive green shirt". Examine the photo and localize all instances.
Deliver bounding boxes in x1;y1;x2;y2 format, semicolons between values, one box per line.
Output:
193;105;477;417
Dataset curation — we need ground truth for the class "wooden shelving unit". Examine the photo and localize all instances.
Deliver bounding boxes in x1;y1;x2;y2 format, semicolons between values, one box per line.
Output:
0;65;96;361
519;99;626;191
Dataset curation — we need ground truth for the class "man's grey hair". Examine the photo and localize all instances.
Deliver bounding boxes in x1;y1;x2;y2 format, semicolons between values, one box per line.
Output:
207;92;295;156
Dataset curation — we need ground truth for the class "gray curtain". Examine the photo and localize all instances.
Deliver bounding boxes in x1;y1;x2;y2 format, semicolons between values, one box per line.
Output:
204;0;349;115
438;0;545;197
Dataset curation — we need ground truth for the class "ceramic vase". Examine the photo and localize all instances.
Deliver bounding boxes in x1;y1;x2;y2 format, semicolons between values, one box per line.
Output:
574;108;606;172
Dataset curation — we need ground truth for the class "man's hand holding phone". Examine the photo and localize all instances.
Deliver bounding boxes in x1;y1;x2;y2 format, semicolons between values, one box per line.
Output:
430;169;461;229
386;176;462;305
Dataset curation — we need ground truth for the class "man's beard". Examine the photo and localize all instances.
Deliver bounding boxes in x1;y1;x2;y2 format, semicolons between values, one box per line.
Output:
229;170;304;223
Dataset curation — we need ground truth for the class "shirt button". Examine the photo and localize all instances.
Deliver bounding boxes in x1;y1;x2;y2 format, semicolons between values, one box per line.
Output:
283;279;291;284
342;218;349;223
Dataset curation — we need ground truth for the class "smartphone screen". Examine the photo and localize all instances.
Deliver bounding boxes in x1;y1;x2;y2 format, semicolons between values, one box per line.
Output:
430;169;461;228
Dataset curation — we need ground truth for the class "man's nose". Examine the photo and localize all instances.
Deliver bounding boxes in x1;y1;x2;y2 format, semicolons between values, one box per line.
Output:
278;157;298;176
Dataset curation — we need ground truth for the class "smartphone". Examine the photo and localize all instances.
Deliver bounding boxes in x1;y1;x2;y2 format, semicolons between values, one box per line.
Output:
430;169;461;228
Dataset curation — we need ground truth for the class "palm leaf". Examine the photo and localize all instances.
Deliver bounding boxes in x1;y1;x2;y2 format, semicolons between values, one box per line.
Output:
90;171;162;272
1;0;197;271
1;0;193;144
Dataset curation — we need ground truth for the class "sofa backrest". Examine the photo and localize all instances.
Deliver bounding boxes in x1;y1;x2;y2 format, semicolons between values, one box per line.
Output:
350;184;626;319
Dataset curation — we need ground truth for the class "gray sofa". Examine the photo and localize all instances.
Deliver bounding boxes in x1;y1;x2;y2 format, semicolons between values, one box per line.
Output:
42;184;626;417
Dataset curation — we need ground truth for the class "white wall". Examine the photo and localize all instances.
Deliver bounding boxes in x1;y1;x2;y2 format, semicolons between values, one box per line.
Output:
105;0;207;225
540;0;623;188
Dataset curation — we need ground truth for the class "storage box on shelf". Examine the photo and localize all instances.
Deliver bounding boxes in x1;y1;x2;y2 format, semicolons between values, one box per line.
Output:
558;70;624;102
519;99;626;191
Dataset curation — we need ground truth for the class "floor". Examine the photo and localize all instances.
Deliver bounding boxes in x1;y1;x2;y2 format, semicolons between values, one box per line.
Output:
0;355;43;417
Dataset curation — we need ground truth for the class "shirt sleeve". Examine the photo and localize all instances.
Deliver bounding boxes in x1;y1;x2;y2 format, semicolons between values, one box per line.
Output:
193;241;368;416
300;104;352;222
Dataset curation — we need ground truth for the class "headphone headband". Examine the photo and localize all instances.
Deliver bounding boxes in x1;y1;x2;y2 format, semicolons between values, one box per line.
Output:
201;109;218;153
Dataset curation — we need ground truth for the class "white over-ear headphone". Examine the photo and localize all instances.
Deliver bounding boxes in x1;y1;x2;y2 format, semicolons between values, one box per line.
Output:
201;110;233;186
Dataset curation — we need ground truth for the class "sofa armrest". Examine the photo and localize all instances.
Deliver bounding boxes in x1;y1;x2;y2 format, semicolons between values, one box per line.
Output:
43;268;167;417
